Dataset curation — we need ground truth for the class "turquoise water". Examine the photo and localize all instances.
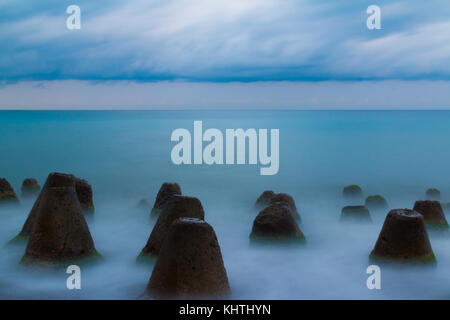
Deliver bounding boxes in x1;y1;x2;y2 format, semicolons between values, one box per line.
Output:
1;110;450;299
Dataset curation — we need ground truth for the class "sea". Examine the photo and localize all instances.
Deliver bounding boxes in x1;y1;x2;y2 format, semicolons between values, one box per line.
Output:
1;110;450;299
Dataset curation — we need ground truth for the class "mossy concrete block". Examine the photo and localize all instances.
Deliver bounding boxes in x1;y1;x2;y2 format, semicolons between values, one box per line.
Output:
365;195;388;210
254;190;275;209
343;184;363;199
22;186;97;266
151;182;181;216
17;172;77;239
141;195;204;259
75;178;95;214
146;218;230;299
21;178;41;197
0;178;19;203
426;188;441;200
413;200;449;230
250;203;305;242
270;193;301;221
340;205;372;222
370;209;436;264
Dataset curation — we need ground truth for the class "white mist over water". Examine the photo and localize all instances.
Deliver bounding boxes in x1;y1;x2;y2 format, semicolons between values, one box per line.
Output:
1;110;450;299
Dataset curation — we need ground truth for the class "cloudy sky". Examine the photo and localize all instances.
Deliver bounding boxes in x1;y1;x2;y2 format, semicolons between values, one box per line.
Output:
1;0;450;109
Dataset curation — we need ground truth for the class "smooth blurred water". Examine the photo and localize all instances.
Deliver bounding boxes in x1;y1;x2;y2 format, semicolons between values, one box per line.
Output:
1;110;450;299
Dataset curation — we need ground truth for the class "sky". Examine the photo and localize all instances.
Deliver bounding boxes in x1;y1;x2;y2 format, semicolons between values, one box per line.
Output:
0;0;449;109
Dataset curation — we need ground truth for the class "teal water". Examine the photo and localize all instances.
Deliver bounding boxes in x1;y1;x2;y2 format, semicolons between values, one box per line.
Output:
1;110;450;299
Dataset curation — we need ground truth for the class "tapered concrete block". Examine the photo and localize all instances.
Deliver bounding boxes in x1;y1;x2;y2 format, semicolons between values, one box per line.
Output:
413;200;449;229
151;183;182;216
22;186;97;265
343;184;363;200
17;172;76;239
141;195;204;258
340;205;372;222
0;178;18;203
270;193;300;220
75;178;94;213
250;203;305;242
146;218;230;299
365;195;388;210
21;178;40;197
370;209;435;264
426;188;441;200
255;190;275;209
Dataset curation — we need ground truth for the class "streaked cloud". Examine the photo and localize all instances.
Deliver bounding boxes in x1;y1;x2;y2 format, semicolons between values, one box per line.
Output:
1;0;450;82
